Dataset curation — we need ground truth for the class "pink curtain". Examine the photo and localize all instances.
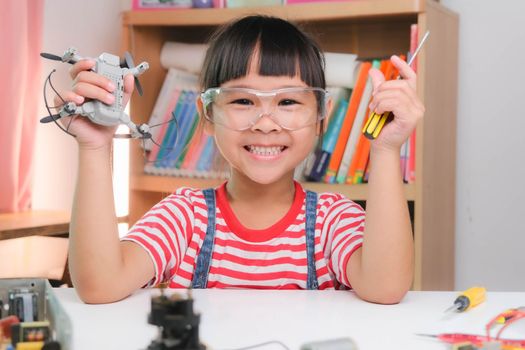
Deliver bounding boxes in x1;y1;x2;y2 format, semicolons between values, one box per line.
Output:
0;0;44;213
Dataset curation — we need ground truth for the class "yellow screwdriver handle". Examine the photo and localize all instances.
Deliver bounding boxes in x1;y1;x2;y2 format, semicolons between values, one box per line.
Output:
362;30;430;140
462;286;486;310
362;111;391;140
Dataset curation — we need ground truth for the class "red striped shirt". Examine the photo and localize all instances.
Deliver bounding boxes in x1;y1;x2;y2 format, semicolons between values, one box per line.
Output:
123;182;364;290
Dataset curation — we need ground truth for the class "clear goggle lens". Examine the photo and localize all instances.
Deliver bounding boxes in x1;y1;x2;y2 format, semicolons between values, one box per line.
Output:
201;87;329;131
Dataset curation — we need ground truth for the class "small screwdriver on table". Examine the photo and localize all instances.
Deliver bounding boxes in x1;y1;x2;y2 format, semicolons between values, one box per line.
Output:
362;30;430;140
445;286;487;313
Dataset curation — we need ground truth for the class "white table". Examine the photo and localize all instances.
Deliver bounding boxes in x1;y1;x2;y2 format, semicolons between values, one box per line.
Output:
53;288;525;350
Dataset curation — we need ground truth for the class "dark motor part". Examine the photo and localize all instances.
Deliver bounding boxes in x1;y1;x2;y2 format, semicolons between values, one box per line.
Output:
147;292;206;350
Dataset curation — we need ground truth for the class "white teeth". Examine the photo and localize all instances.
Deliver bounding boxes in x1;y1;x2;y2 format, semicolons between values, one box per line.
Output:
247;145;285;156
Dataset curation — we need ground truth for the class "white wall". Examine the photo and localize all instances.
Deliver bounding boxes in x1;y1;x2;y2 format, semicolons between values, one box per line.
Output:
441;0;525;291
33;0;124;211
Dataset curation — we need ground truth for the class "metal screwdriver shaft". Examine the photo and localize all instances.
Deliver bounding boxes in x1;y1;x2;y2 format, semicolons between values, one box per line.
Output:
362;30;430;140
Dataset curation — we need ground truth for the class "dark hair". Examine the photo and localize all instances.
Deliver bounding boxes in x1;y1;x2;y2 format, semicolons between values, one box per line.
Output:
200;15;326;91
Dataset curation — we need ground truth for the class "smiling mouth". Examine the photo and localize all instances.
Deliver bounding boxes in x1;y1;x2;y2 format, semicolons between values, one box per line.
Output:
245;145;287;156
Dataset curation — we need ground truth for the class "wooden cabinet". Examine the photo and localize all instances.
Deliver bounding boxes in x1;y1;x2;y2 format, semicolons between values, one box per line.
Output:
121;0;458;290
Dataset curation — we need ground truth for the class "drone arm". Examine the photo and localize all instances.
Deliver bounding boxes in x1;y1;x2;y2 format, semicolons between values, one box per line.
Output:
60;47;86;64
124;61;149;77
118;111;151;138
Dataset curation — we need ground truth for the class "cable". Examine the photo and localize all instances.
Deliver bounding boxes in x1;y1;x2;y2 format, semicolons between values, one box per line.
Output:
219;340;291;350
43;70;76;138
47;70;66;105
42;68;184;165
142;113;182;165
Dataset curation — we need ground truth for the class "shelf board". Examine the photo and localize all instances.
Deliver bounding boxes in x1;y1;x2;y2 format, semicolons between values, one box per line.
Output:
123;0;424;26
131;175;416;201
131;175;224;193
303;181;416;201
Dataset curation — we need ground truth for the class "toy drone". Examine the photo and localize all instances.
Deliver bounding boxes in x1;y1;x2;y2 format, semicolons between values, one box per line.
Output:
40;47;151;139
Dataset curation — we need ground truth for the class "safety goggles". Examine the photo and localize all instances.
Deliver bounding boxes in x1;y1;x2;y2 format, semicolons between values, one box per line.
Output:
200;87;329;131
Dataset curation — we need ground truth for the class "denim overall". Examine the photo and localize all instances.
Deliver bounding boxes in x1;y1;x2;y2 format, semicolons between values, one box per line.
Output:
191;188;319;290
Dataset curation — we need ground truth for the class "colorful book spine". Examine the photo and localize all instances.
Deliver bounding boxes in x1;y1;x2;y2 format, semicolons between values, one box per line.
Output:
226;0;282;7
347;59;395;184
144;68;198;150
163;91;198;169
132;0;192;10
336;59;381;184
182;133;209;172
324;61;371;183
286;0;351;3
155;91;189;169
349;137;370;184
409;24;419;72
196;137;215;171
406;23;419;183
307;99;349;181
145;89;181;168
173;114;199;169
400;139;408;182
178;124;203;170
407;132;416;183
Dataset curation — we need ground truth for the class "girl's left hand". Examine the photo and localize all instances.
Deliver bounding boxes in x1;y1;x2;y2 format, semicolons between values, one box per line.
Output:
368;55;425;152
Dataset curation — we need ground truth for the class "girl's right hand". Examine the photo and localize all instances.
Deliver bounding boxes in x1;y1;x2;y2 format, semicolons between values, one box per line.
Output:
54;59;135;150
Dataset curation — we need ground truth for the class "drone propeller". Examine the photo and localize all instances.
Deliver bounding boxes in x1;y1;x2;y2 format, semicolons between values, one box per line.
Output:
122;51;144;96
40;114;61;123
40;53;63;61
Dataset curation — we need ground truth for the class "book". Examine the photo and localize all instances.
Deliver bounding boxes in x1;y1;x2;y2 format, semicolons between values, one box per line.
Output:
145;89;181;166
324;62;372;183
162;91;199;169
178;126;205;170
286;0;352;3
335;59;380;184
173;111;200;169
349;138;370;184
196;136;215;171
400;139;408;182
347;58;395;184
181;132;208;172
144;68;199;150
226;0;281;7
406;23;419;183
153;91;190;170
306;99;349;181
132;0;192;10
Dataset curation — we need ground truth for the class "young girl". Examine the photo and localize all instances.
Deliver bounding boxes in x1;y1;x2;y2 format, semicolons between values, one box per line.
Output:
62;15;422;304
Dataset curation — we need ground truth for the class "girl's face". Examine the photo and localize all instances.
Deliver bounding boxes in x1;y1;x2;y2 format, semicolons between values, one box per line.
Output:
202;61;325;186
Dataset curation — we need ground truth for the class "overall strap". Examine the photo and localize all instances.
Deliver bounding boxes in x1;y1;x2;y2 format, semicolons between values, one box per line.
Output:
305;190;319;290
191;188;217;289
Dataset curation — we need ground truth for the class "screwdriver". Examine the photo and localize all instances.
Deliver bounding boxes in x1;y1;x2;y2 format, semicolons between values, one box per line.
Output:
445;286;486;313
362;30;430;140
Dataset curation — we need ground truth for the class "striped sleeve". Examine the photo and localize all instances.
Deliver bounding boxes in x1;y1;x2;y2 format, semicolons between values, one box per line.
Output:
319;193;365;288
121;188;198;287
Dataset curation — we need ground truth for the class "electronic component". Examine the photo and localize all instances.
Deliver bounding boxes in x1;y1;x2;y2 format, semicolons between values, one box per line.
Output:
8;289;39;323
40;47;151;139
10;321;50;347
14;341;45;350
1;279;69;350
445;286;486;313
147;290;206;350
300;337;357;350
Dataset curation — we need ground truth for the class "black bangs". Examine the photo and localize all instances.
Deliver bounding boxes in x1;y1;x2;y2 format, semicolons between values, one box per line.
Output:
200;15;326;90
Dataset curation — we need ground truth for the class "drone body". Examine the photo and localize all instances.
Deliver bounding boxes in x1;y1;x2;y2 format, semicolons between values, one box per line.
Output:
41;47;151;139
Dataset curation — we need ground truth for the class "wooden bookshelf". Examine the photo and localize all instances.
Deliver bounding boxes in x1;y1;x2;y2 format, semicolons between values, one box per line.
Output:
121;0;458;291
